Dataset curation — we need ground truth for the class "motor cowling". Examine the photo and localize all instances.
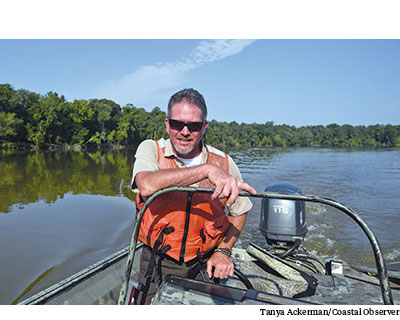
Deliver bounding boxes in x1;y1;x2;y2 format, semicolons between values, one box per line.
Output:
260;182;307;248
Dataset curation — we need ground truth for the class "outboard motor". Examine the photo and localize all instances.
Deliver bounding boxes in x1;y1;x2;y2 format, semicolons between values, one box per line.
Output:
260;182;307;256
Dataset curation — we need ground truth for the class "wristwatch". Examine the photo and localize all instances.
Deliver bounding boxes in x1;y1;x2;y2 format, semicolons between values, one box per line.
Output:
214;248;232;257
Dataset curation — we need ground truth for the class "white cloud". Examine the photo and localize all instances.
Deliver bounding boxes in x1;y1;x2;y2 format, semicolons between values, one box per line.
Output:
99;40;256;106
190;40;256;65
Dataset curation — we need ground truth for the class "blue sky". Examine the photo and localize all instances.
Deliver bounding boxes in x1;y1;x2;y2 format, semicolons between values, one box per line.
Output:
1;39;399;127
1;2;399;127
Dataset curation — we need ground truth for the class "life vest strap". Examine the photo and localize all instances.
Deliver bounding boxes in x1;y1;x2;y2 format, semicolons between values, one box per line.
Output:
179;191;193;262
140;226;174;304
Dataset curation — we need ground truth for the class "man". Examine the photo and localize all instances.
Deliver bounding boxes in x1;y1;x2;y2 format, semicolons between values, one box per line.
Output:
131;88;256;304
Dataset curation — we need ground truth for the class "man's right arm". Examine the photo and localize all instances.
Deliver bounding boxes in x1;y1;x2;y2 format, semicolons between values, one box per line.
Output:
136;163;256;206
136;164;218;197
132;140;256;204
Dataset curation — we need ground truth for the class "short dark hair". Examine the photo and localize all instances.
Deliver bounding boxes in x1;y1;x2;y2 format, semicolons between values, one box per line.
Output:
167;88;208;121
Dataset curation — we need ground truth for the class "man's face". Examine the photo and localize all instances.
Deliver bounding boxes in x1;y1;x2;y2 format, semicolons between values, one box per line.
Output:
165;101;208;159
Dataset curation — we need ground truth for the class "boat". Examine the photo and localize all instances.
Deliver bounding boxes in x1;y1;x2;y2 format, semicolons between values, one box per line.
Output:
19;183;400;305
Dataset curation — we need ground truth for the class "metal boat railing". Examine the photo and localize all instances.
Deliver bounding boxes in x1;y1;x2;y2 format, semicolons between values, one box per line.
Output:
118;186;394;305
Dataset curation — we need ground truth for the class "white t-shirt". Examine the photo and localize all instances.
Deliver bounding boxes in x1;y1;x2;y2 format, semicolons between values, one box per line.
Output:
177;154;202;167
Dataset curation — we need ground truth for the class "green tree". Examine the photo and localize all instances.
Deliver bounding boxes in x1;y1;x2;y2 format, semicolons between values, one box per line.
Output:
68;99;94;145
26;92;68;146
1;83;400;150
0;84;14;113
0;112;23;142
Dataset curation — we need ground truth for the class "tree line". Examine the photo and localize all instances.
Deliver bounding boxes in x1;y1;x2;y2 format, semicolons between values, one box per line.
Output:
1;83;399;149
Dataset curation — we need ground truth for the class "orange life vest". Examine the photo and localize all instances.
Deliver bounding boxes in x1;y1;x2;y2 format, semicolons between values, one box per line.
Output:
136;139;231;262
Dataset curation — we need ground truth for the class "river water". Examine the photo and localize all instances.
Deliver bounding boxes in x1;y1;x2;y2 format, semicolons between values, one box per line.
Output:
0;147;399;304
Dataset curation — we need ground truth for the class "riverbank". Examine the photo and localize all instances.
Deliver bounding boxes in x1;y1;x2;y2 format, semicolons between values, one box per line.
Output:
2;140;400;153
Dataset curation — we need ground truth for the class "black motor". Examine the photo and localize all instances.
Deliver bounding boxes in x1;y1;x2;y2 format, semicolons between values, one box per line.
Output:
260;182;307;249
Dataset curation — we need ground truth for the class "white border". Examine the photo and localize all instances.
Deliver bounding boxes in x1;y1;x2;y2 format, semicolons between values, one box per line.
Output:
1;0;400;39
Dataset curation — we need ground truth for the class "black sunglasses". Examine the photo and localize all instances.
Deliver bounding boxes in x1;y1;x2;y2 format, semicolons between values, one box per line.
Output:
168;119;204;132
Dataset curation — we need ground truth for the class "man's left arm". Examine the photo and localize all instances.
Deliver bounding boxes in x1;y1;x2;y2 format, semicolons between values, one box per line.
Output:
206;213;247;279
206;154;254;279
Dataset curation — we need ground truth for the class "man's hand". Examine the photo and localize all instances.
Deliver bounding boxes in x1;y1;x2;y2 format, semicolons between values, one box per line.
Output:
206;251;234;279
207;164;257;206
